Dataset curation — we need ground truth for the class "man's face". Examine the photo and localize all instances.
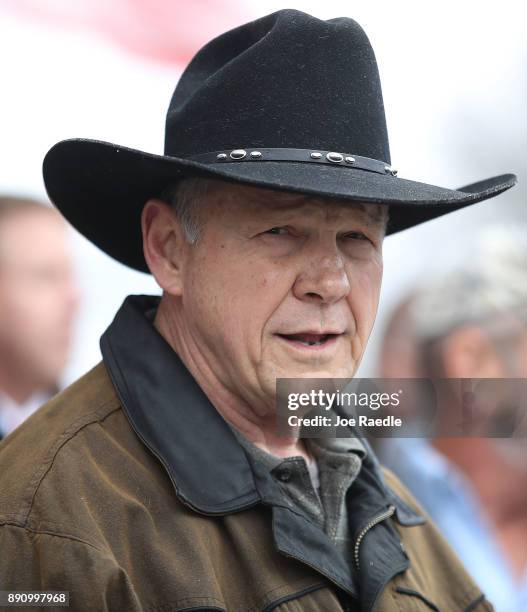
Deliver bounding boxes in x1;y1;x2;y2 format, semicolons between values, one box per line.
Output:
178;182;386;411
0;208;79;391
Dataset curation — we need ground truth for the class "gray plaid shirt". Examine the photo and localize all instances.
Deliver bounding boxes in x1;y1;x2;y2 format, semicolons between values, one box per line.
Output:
227;421;366;568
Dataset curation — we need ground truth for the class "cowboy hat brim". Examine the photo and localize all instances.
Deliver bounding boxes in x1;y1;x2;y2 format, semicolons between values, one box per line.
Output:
43;138;517;273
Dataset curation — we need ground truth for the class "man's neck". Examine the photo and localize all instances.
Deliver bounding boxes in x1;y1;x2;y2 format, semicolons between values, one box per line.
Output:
153;300;312;462
222;408;314;462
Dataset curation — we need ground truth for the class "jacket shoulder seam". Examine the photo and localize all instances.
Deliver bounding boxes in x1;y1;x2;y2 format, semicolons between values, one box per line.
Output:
19;397;122;527
0;519;112;557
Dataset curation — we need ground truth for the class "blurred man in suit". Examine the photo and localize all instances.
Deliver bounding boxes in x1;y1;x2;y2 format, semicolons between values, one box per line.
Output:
0;196;79;440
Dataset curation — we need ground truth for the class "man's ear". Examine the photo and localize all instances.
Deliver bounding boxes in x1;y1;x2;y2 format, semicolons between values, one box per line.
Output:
141;198;187;295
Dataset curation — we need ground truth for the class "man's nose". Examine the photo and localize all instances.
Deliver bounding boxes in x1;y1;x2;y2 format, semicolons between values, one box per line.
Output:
292;248;350;305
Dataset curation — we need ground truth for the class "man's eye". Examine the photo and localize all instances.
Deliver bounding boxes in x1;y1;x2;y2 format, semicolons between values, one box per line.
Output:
342;231;368;241
265;227;289;235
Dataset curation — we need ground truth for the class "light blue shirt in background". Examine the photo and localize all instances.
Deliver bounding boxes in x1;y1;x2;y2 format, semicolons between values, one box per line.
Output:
380;438;527;612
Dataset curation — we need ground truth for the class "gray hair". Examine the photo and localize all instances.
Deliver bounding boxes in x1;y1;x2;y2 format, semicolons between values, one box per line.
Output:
161;176;390;243
411;225;527;343
408;225;527;374
161;177;216;244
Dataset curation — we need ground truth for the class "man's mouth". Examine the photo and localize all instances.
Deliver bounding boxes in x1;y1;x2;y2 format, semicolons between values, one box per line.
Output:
276;332;341;348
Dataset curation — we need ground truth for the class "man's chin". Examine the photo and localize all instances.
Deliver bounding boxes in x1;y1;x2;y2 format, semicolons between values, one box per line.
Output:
271;361;356;381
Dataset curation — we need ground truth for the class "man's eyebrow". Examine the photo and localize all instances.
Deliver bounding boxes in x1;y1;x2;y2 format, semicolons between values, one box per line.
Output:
349;202;388;225
249;191;387;226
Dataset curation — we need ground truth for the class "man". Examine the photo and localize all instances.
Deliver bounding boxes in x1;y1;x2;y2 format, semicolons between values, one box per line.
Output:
0;196;79;440
0;9;517;611
378;227;527;612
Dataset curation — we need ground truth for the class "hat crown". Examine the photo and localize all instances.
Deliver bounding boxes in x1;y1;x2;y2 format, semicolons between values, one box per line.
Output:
165;9;390;163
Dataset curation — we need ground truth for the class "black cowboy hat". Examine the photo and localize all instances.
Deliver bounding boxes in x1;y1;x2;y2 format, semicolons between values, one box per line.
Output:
43;9;517;273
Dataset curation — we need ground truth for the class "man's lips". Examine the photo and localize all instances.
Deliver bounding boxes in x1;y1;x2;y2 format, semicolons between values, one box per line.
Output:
275;331;343;349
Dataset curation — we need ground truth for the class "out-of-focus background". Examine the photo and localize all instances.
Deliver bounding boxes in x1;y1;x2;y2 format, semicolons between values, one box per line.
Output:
1;2;527;609
0;0;525;382
1;0;525;383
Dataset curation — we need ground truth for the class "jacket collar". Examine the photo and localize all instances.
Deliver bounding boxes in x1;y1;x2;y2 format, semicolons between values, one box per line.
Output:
101;294;258;514
100;293;424;526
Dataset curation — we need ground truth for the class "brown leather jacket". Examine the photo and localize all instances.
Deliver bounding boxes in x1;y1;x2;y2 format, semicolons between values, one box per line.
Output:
0;295;493;611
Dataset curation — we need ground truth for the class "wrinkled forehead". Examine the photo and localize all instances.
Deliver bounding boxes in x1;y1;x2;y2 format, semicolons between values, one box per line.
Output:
205;180;388;226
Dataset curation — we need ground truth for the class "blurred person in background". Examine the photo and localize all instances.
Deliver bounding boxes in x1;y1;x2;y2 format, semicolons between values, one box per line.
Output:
378;226;527;612
0;196;79;440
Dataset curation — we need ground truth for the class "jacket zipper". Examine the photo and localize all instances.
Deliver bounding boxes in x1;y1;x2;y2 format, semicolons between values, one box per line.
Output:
353;504;396;570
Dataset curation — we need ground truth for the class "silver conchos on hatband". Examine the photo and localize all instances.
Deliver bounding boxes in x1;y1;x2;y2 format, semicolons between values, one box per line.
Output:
230;149;247;159
326;152;343;163
203;148;397;177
